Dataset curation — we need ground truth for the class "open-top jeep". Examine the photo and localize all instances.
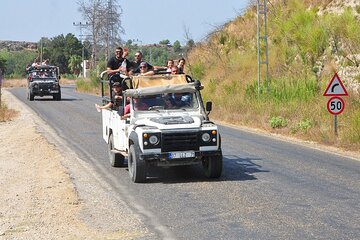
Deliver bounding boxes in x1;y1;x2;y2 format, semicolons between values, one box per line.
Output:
26;65;61;101
100;72;222;183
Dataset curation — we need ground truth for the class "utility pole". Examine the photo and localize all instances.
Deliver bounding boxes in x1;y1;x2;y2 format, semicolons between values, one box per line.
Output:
40;37;43;63
73;22;91;77
106;0;116;61
257;0;270;94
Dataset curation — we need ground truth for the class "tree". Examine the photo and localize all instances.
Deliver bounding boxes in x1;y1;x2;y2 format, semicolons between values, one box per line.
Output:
0;56;6;73
186;39;195;51
159;39;171;45
68;55;82;76
173;40;182;53
45;34;83;74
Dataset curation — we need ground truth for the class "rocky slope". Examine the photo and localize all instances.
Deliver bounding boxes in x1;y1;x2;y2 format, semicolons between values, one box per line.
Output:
0;40;37;51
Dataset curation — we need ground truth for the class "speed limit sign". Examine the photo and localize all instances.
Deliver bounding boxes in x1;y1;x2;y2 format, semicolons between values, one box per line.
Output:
327;97;345;115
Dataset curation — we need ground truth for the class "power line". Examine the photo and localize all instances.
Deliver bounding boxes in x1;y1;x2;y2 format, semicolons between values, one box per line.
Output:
73;22;92;76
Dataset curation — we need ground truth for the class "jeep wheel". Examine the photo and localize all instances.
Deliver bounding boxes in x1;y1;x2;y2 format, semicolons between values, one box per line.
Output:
202;154;223;178
108;134;125;167
29;91;34;101
128;144;146;183
53;91;61;101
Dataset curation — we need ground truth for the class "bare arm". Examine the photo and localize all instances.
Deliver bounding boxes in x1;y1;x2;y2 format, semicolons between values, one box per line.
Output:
95;102;113;110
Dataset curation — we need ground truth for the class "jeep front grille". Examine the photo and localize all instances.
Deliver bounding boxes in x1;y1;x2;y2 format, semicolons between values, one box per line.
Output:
39;83;53;89
161;132;199;152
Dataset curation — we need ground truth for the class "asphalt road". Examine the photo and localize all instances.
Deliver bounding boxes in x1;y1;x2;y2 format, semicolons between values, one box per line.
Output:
9;86;360;239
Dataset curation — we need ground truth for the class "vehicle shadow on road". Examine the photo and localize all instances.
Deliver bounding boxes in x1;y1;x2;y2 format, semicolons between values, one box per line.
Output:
32;98;82;101
145;155;267;184
221;155;268;181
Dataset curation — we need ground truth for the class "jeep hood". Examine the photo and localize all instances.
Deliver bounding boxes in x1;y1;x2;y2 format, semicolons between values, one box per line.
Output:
134;115;202;130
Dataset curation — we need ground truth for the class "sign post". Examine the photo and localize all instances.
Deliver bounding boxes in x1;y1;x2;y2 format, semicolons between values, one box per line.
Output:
323;73;348;136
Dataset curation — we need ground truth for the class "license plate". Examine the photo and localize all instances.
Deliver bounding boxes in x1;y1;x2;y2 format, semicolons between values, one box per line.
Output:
169;151;195;159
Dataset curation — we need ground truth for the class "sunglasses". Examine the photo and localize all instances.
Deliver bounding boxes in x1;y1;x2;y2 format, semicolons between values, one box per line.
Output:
135;55;141;57
140;66;147;69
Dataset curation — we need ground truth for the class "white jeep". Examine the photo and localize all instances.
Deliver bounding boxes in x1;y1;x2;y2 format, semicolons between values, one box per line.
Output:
100;73;222;183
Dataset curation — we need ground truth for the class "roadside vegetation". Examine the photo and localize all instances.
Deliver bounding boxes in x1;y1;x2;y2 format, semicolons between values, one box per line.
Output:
186;0;360;150
1;0;359;151
0;102;18;122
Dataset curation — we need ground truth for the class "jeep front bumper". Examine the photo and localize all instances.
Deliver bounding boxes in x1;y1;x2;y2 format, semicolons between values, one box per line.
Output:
139;149;222;167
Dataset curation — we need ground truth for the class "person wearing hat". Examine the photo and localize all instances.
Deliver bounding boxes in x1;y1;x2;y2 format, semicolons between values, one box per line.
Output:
139;61;154;76
95;81;123;111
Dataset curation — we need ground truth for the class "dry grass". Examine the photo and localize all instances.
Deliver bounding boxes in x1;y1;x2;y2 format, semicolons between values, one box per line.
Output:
1;79;27;88
60;78;77;85
186;0;360;152
0;103;18;122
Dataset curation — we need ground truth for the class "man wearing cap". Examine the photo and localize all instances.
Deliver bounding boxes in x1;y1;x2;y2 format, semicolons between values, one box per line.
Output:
95;81;123;110
107;47;131;76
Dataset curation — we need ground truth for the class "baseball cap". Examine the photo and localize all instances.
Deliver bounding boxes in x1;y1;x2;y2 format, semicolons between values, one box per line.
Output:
113;82;121;87
139;61;148;67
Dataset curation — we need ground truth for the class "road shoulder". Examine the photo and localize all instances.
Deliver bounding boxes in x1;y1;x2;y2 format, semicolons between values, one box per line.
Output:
0;89;153;239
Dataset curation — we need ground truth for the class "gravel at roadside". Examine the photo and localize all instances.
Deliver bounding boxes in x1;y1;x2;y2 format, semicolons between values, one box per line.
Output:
0;90;154;239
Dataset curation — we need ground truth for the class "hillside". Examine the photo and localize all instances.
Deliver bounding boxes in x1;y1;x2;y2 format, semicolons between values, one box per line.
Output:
186;0;360;150
0;40;37;51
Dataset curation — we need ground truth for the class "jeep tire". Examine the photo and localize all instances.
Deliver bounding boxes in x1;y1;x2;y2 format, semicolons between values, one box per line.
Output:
108;134;125;167
29;90;34;101
53;90;61;101
128;144;146;183
202;154;223;178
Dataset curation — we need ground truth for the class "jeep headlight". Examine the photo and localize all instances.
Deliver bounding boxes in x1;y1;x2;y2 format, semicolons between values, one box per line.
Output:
143;132;161;149
201;133;211;142
149;135;159;145
200;130;218;146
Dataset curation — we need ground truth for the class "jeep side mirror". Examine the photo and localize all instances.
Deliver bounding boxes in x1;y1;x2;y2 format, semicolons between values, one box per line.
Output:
206;101;212;112
58;75;61;80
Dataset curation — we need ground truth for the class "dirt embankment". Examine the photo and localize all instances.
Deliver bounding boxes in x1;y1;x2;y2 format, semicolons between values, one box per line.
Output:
0;90;153;239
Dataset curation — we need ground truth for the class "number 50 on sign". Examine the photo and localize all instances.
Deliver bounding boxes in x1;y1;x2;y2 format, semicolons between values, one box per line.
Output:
327;97;345;115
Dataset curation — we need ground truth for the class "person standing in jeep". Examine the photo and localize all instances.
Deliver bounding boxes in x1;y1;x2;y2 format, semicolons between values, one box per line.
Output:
107;47;131;77
129;51;153;75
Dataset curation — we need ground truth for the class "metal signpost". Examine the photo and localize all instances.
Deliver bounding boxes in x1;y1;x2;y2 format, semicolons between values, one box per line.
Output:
323;73;348;136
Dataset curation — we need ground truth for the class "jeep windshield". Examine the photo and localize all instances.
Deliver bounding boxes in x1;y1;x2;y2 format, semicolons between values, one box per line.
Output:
132;92;199;111
29;66;59;80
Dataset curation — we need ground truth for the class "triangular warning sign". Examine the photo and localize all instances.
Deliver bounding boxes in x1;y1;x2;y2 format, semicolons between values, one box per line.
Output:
323;73;348;96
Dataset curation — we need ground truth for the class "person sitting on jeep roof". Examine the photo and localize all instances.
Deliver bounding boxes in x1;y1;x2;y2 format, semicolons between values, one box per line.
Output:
31;58;41;68
166;59;174;73
171;66;179;74
139;61;155;76
129;51;153;75
95;82;123;111
42;59;49;66
177;58;185;74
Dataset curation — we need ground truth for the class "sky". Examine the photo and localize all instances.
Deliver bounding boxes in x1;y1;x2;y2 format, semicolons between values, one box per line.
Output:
0;0;250;45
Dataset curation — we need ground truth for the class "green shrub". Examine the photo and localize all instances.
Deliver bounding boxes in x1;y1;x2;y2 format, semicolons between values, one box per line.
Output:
190;62;205;80
62;73;77;80
269;116;288;129
291;118;312;134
